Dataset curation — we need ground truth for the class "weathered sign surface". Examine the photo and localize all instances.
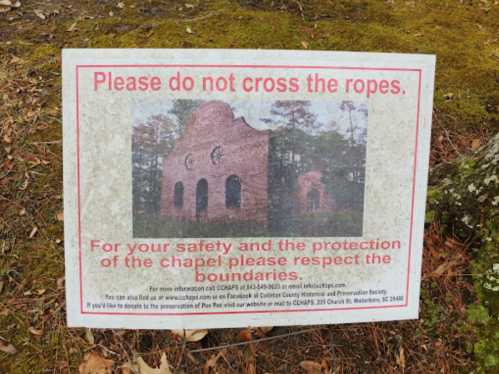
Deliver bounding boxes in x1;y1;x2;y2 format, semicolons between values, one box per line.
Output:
63;49;435;329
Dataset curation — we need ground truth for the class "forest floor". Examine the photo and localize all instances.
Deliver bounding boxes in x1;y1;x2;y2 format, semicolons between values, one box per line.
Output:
0;0;498;373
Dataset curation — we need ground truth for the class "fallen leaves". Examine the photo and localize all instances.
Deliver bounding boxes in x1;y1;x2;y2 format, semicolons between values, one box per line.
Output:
396;346;406;370
430;259;460;278
115;354;173;374
28;226;38;238
67;22;78;32
300;360;322;374
34;9;46;20
0;340;17;354
255;326;273;336
137;353;172;374
471;138;481;150
203;351;224;374
120;363;135;374
0;0;20;13
79;352;114;374
300;359;333;374
56;276;65;289
239;328;253;342
3;132;12;144
239;326;274;341
424;229;469;282
28;326;43;336
85;328;95;345
171;329;208;342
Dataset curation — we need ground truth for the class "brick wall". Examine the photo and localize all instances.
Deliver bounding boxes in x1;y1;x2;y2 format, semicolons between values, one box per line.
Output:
160;101;269;224
296;170;335;214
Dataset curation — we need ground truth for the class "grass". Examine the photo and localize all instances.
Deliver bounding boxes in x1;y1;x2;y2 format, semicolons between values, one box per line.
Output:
133;215;269;238
0;0;498;372
133;210;362;238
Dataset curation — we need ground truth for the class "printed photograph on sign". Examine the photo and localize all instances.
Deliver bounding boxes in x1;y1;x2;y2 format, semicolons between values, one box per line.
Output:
132;98;368;237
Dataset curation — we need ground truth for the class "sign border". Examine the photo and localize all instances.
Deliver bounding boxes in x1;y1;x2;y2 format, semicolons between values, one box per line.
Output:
75;64;422;316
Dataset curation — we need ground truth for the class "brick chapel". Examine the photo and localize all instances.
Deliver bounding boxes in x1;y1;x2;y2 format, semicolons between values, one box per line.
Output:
160;101;334;225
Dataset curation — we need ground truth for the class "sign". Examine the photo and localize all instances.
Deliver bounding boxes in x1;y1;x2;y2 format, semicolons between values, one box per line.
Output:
62;49;435;329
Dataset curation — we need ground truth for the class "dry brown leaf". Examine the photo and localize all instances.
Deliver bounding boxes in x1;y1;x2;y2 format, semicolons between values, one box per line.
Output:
34;9;46;20
67;22;77;32
171;329;208;342
244;361;257;374
431;259;459;278
320;358;331;373
0;340;17;354
396;346;406;369
137;353;171;374
28;327;43;336
255;326;273;337
300;360;322;374
85;328;95;345
258;326;273;334
56;211;64;221
203;351;224;374
301;41;309;49
471;138;481;150
57;276;65;289
186;26;193;34
239;328;253;341
120;362;137;374
0;0;20;13
78;352;114;374
29;226;37;238
3;133;12;144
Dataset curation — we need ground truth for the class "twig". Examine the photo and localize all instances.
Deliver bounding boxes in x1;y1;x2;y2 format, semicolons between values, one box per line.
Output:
31;140;61;145
443;128;461;156
189;327;319;354
176;334;187;368
294;0;306;20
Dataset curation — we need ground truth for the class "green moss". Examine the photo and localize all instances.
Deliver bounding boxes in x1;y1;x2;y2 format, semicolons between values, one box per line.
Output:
1;0;498;372
425;186;443;223
430;134;499;372
30;44;58;63
10;0;489;139
468;304;499;371
468;305;491;324
420;287;446;333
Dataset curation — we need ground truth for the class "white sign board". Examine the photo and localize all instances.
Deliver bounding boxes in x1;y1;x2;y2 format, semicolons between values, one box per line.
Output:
63;49;435;329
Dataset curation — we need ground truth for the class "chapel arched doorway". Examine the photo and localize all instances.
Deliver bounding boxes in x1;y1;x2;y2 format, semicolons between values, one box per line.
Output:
307;188;320;212
196;178;208;220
